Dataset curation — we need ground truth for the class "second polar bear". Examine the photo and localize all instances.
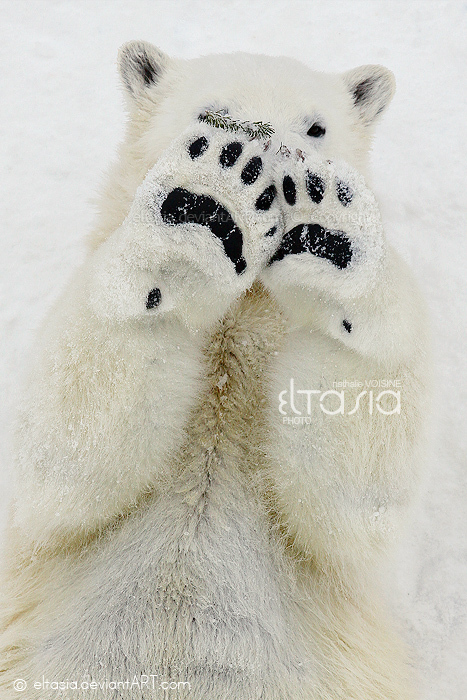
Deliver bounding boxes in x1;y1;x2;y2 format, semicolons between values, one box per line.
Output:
0;43;429;700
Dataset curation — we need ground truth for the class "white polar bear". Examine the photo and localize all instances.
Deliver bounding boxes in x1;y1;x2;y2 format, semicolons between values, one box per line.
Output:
0;42;429;700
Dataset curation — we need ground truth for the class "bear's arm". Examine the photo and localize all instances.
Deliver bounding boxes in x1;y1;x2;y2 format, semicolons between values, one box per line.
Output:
11;246;207;552
263;245;430;581
314;245;429;367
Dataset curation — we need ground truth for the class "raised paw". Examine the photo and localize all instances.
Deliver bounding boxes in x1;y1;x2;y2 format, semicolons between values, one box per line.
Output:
89;124;283;328
262;155;385;302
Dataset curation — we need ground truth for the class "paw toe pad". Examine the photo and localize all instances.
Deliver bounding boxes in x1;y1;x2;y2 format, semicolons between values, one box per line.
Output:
146;287;162;309
255;184;277;211
220;142;243;168
188;137;209;160
336;180;354;206
241;157;263;185
306;172;326;203
282;175;297;205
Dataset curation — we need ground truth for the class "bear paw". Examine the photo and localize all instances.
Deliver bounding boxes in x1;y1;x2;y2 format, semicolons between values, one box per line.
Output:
262;155;385;303
90;124;283;328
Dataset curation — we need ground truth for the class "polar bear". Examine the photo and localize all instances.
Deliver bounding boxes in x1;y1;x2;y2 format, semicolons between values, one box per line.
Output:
0;42;429;700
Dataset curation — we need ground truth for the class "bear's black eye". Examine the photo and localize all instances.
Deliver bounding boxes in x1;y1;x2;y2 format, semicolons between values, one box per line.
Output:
307;123;326;138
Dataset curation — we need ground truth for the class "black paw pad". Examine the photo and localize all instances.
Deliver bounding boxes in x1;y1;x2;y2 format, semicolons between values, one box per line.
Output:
255;184;276;211
188;137;209;160
336;180;353;206
282;175;296;205
220;142;243;168
146;288;162;309
241;157;263;185
268;224;352;270
160;187;246;275
342;319;352;333
306;172;325;203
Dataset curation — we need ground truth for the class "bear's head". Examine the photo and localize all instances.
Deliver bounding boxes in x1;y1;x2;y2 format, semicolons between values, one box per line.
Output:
90;41;395;251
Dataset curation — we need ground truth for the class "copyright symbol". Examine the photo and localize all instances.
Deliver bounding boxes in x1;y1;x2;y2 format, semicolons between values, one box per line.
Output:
14;679;27;692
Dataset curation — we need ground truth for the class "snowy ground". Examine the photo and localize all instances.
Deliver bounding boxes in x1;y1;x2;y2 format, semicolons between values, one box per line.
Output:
1;1;466;698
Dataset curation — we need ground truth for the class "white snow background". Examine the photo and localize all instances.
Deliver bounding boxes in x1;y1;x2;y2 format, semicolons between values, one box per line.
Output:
1;1;466;698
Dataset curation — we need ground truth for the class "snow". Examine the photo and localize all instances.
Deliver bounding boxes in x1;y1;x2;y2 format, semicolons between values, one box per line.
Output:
1;1;466;697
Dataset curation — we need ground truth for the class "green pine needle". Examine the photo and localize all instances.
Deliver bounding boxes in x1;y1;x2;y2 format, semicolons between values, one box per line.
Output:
199;110;275;140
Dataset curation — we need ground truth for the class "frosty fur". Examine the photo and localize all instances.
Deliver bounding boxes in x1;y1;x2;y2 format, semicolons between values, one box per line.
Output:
0;42;429;700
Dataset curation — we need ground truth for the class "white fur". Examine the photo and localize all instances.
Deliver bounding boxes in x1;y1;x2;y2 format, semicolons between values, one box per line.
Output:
0;43;427;700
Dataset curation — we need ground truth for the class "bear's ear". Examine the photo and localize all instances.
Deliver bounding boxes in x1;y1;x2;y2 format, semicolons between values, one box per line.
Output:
117;40;169;100
343;65;395;126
